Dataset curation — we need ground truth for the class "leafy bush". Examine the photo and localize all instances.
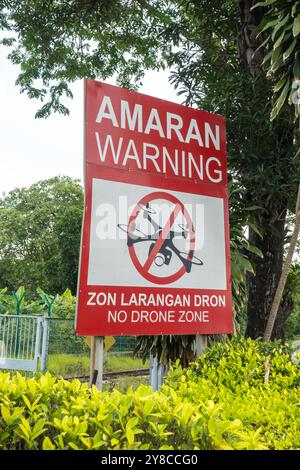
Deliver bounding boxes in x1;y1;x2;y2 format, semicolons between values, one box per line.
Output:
0;338;299;450
0;287;43;316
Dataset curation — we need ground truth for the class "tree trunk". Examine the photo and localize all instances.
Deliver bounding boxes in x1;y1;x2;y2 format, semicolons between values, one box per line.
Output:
238;0;294;339
271;301;294;341
238;0;264;74
263;184;300;341
245;206;287;338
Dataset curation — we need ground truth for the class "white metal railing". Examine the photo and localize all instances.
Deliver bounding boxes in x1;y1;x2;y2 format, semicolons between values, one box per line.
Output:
0;315;49;373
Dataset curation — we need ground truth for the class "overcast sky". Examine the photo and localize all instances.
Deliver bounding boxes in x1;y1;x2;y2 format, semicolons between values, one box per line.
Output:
0;47;181;195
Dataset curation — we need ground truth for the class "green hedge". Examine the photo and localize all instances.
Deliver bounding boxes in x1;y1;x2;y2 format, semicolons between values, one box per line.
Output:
0;338;299;450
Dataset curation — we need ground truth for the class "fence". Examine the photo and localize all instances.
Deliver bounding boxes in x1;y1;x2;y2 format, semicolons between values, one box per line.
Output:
0;314;138;376
0;314;48;372
46;318;136;354
46;318;138;376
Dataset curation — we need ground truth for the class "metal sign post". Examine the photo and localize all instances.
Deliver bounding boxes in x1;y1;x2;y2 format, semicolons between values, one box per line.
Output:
150;355;168;392
90;336;104;391
194;334;208;356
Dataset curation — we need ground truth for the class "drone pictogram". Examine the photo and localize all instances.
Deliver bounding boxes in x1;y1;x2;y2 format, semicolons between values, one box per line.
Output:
118;191;203;285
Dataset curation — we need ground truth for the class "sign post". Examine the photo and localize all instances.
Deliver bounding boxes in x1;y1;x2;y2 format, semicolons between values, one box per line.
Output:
194;334;208;356
76;79;232;389
90;336;104;390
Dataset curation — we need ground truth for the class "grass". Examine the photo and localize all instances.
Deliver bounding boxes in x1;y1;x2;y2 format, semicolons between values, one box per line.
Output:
103;376;149;393
47;353;149;377
47;354;90;376
105;355;149;372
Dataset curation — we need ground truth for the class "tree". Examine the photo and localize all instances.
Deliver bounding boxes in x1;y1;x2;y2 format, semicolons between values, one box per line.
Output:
0;1;299;339
284;264;300;339
274;263;300;340
168;1;299;339
251;0;300;340
254;0;300;122
0;176;83;294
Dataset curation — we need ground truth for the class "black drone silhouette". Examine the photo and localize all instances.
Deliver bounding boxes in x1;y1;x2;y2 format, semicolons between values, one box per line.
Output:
118;202;203;273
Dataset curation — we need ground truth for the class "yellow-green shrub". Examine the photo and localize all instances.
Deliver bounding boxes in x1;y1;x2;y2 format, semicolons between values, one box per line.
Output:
0;338;299;450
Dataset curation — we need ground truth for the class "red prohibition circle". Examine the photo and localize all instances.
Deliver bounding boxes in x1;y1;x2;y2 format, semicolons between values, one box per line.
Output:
127;191;195;285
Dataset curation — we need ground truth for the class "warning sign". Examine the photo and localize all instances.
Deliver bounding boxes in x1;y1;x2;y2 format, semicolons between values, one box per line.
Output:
76;79;232;336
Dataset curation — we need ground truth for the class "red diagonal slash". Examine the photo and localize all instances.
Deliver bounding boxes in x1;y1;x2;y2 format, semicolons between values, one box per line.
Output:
143;203;182;273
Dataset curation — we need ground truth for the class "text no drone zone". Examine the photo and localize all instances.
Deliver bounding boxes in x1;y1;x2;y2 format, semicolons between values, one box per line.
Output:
107;309;210;324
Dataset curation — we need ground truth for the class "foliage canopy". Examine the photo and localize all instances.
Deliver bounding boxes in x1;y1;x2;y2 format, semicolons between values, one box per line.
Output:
0;176;83;294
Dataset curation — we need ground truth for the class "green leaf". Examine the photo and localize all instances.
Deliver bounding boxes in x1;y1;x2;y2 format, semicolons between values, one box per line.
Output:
32;419;46;440
245;245;263;258
260;18;280;34
293;14;300;37
272;13;290;42
42;436;56;450
271;46;281;66
235;255;254;273
273;30;285;49
17;418;31;441
274;76;288;92
1;406;11;426
256;35;271;52
248;222;263;238
22;395;32;411
283;39;297;61
262;49;273;66
294;147;300;160
271;78;290;120
292;3;298;17
293;52;300;78
252;0;278;9
126;428;135;446
126;417;139;429
69;442;80;450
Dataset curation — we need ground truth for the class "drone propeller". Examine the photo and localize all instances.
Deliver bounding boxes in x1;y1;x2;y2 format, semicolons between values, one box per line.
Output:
117;223;149;238
138;202;156;215
117;223;129;234
179;251;203;266
135;227;150;237
178;223;195;233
